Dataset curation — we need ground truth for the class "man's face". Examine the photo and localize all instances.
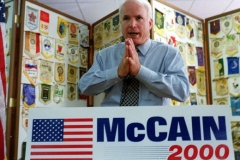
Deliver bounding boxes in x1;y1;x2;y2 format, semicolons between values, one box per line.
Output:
120;1;153;46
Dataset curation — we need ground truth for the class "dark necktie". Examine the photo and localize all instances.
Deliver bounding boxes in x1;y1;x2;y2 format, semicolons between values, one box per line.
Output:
120;74;139;106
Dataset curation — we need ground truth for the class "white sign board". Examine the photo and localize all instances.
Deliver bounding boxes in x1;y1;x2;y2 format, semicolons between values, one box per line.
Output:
26;105;234;160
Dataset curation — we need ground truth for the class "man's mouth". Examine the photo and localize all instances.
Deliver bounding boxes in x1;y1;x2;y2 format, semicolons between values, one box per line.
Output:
129;32;139;36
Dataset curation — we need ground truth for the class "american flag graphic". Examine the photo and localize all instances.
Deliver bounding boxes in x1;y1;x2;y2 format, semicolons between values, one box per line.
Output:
30;118;93;160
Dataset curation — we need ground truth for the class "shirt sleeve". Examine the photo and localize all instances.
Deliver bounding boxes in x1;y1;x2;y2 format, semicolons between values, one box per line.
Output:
136;48;190;102
78;51;121;95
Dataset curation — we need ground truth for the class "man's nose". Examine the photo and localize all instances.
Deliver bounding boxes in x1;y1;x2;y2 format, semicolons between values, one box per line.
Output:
129;19;137;28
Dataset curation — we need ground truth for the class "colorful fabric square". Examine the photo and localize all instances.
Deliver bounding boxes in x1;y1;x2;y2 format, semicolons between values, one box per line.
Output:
53;84;65;104
186;18;194;39
196;69;206;96
68;22;79;44
40;83;52;105
197;95;206;105
103;18;111;40
23;58;38;86
221;15;233;35
57;16;67;38
233;13;240;33
188;66;196;86
215;78;229;96
23;84;35;108
67;83;76;101
190;93;197;105
227;57;239;75
210;19;220;36
196;47;204;69
228;76;240;97
175;11;185;26
225;34;238;56
187;43;196;64
55;39;66;61
175;11;186;38
155;8;164;36
68;44;79;64
231;97;240;116
54;62;65;84
80;47;88;66
167;36;176;47
39;10;49;35
80;28;89;48
211;38;223;58
197;22;203;42
176;41;186;65
94;23;103;49
165;8;175;32
214;58;224;78
25;31;41;58
111;14;120;37
25;6;38;30
41;35;54;59
67;64;78;83
39;59;53;84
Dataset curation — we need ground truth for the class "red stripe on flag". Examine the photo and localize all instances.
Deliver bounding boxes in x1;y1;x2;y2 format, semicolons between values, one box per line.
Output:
31;144;93;149
31;151;92;155
64;131;93;135
63;138;93;141
64;118;93;122
64;124;93;128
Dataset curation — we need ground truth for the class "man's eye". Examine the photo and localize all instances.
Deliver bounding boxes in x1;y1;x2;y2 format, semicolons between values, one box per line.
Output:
137;17;143;20
123;17;129;21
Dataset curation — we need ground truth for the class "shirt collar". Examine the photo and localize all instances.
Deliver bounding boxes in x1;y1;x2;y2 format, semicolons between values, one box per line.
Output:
136;39;151;56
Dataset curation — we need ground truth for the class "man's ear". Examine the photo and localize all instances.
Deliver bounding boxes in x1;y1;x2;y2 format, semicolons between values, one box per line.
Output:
149;18;153;29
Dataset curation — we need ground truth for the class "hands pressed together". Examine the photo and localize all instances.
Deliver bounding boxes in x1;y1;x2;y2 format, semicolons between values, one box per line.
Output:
118;38;141;78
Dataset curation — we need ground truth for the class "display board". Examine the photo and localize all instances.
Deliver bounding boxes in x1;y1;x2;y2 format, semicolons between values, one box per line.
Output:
15;0;90;158
152;0;206;106
205;9;240;158
206;10;240;114
25;105;234;160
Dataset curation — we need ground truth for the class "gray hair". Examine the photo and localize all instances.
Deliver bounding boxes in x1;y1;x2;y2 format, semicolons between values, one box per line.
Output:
119;0;153;20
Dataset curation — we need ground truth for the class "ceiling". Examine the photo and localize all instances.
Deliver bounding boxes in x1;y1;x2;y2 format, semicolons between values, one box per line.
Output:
34;0;240;25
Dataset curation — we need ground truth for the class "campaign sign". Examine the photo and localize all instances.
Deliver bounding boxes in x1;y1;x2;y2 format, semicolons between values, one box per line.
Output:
25;105;234;160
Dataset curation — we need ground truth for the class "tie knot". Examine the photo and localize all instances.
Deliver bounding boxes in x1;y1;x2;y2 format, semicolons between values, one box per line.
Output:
136;48;140;53
126;74;134;79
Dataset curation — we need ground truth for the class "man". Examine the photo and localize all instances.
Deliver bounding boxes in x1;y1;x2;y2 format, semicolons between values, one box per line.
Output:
78;0;190;106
